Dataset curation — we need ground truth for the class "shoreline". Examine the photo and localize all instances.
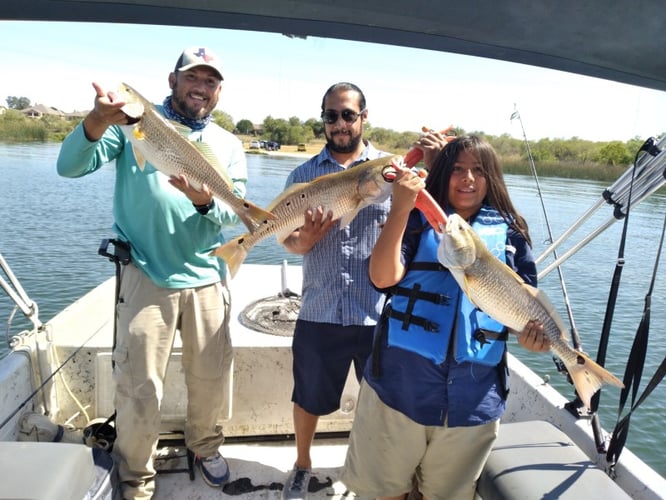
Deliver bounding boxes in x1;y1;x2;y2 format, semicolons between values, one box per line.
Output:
244;149;314;159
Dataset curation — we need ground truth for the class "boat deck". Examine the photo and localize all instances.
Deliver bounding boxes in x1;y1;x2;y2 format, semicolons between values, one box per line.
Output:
154;436;352;499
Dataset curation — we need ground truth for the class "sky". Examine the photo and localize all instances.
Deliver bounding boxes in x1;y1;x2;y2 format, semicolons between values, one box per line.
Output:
2;20;666;142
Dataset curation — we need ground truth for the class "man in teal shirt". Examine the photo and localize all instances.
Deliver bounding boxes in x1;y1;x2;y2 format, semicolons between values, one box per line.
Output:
57;47;245;499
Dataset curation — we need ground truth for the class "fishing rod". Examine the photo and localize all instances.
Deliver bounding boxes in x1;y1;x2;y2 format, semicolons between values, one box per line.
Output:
536;135;666;280
511;106;581;350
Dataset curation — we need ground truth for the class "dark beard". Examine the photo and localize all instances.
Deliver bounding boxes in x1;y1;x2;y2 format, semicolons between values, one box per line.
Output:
170;94;205;120
326;131;362;154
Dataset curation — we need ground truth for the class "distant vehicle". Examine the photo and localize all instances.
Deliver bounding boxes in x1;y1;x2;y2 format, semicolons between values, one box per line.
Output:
297;143;306;152
264;141;280;151
249;140;261;149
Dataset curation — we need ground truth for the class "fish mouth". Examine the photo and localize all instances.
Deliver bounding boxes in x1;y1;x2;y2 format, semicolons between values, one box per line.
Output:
124;114;141;125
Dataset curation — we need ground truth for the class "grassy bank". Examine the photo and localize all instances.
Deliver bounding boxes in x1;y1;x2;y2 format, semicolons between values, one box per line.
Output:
2;123;649;185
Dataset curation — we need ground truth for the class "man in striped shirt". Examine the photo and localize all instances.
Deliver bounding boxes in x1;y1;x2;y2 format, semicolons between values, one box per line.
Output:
280;82;445;499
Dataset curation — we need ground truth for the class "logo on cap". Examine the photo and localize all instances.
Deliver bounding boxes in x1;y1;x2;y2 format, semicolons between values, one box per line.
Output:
194;48;214;63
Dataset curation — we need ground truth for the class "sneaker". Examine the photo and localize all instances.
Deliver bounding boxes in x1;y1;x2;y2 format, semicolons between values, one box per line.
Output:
197;451;230;487
282;467;311;500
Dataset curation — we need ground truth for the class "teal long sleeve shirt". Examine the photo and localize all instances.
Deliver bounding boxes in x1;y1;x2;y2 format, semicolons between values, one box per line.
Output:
56;111;248;288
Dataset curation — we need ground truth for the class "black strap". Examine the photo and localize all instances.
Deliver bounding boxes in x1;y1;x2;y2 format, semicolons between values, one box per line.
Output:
473;328;509;344
589;141;660;453
389;285;450;305
407;261;445;272
371;298;391;378
388;308;440;333
604;213;666;467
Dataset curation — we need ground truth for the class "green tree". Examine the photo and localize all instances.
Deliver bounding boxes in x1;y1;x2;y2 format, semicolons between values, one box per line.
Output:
6;96;31;110
212;110;234;132
597;141;631;166
304;117;324;138
235;118;254;134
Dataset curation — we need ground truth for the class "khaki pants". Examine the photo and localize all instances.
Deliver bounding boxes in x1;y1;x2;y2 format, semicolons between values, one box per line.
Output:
342;381;499;500
112;263;233;499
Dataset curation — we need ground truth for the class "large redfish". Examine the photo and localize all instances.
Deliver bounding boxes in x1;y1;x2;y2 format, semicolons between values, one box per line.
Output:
116;82;275;233
213;155;403;278
437;213;624;409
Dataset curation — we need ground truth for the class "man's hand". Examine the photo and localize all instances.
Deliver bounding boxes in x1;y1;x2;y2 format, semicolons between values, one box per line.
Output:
412;128;450;169
282;206;336;255
168;174;213;206
83;82;130;141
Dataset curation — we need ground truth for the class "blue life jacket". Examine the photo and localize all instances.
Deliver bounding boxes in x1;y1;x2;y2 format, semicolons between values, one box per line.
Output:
387;207;508;366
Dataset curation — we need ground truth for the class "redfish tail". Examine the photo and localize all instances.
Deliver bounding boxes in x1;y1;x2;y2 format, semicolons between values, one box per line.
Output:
566;353;624;409
239;201;276;234
211;237;248;279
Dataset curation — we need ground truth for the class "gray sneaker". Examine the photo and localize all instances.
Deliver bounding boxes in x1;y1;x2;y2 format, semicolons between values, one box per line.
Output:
282;467;311;500
197;451;230;487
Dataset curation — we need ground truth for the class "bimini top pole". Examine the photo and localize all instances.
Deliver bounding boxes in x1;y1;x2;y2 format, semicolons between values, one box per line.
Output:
536;135;666;275
0;252;42;332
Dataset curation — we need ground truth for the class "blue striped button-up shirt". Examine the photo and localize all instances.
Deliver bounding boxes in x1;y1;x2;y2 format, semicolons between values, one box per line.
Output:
285;142;391;326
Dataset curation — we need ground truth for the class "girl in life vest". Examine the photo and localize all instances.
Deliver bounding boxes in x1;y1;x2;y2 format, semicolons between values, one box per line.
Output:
342;135;551;500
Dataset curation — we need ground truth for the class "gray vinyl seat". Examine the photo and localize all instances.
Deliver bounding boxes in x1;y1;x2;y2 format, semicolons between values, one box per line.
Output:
477;420;630;499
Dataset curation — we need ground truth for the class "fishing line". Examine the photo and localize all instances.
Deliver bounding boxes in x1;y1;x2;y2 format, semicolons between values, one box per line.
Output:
511;106;582;356
0;320;107;433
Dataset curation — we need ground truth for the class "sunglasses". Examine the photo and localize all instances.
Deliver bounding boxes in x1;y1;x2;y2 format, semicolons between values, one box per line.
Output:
320;108;365;124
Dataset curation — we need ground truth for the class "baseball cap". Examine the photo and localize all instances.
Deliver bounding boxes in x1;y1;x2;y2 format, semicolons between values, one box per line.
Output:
174;47;224;80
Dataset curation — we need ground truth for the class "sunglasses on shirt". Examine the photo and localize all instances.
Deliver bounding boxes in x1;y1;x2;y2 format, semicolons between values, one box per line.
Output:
320;108;366;124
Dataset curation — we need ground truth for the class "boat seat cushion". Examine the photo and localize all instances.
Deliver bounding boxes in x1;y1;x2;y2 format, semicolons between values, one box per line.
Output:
0;442;117;500
477;420;630;499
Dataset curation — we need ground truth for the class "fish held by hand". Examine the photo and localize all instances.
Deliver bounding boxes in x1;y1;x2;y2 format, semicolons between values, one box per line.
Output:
212;154;403;278
437;213;624;409
116;82;275;233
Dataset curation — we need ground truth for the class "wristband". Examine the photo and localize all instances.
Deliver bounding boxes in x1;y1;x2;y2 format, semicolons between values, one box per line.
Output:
193;199;215;215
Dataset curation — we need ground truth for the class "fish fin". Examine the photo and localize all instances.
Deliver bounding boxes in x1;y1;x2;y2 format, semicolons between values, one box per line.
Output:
132;145;147;170
276;227;295;245
565;352;625;408
339;206;363;228
168;120;193;136
161;119;235;189
266;183;309;210
211;237;249;279
192;141;235;188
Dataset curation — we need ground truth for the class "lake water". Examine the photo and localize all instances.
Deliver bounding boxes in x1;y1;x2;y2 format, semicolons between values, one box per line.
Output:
1;142;664;477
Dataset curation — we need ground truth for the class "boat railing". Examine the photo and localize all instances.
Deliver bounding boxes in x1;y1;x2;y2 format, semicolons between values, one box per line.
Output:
1;252;43;344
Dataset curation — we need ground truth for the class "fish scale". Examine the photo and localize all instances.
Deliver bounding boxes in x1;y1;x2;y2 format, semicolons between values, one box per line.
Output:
438;213;624;409
116;82;275;233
